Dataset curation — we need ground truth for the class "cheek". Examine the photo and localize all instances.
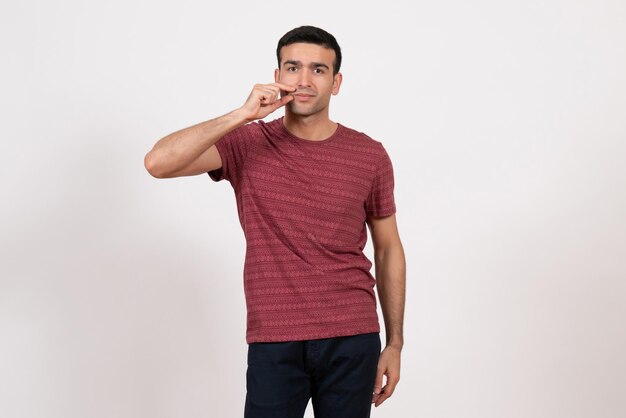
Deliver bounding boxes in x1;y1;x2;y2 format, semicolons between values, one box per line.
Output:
280;71;297;80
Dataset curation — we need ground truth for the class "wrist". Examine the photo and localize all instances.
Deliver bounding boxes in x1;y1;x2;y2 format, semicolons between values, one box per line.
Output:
386;337;404;351
233;106;256;124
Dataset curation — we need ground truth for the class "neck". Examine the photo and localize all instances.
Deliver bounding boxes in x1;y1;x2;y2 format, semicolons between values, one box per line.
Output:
283;110;337;141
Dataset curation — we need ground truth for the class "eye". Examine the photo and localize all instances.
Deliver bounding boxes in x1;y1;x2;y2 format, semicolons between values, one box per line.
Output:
314;68;325;74
287;66;297;72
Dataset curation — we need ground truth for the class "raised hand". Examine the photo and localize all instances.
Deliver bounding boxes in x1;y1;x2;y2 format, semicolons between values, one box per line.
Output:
239;82;296;121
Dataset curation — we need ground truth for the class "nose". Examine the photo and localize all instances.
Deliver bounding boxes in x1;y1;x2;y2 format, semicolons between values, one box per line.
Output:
297;68;312;88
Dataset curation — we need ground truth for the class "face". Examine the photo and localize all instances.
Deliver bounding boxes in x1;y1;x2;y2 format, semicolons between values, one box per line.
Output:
275;42;342;117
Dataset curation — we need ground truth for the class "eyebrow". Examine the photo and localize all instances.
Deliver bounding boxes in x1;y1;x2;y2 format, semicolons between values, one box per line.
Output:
283;60;330;70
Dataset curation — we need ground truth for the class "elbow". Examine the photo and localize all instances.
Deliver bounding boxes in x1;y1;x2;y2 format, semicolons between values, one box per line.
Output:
144;151;167;178
374;242;404;263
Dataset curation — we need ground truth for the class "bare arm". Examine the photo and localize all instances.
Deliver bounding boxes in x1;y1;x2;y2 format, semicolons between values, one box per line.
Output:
144;82;296;178
144;108;247;178
366;213;406;408
375;241;406;351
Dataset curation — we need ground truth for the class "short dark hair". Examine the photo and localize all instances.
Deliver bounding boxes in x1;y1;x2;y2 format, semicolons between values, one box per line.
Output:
276;26;342;75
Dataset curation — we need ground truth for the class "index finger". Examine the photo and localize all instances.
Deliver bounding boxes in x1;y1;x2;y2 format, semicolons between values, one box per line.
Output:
272;82;296;92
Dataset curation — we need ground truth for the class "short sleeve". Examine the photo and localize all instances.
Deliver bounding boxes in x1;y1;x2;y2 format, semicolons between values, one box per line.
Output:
365;146;397;217
207;123;253;186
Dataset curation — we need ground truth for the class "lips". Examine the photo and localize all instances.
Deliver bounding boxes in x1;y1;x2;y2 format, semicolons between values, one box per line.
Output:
292;93;315;102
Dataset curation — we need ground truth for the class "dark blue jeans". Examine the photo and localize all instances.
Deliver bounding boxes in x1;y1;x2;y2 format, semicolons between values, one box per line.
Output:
244;332;381;418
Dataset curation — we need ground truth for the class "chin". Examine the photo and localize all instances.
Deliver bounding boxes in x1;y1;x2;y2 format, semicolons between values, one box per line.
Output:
287;103;323;117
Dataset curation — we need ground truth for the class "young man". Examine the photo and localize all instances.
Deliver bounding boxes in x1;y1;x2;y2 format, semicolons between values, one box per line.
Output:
144;26;406;418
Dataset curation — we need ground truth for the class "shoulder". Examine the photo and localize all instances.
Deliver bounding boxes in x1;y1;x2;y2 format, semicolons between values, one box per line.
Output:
229;117;285;140
256;117;283;132
236;119;265;134
224;118;275;144
338;123;389;158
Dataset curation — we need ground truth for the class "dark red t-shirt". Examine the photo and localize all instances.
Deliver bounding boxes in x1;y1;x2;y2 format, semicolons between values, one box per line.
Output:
208;116;396;343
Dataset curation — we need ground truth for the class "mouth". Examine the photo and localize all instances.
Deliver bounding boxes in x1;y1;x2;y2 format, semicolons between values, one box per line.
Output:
292;93;315;101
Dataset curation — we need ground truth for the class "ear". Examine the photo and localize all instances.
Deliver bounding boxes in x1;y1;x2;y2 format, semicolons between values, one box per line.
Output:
331;72;343;95
274;68;280;83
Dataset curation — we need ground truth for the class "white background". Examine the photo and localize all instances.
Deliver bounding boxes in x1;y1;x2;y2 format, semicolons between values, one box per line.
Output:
1;1;625;417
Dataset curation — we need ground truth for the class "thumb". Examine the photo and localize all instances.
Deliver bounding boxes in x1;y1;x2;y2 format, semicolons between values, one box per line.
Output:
265;94;293;113
276;94;294;108
373;368;384;394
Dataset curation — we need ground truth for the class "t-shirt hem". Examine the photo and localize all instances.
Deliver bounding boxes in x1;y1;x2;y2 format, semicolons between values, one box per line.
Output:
366;206;397;217
207;134;231;182
246;323;381;344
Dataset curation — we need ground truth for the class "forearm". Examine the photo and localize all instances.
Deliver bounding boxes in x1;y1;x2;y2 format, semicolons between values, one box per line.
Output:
374;243;406;350
144;107;249;177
